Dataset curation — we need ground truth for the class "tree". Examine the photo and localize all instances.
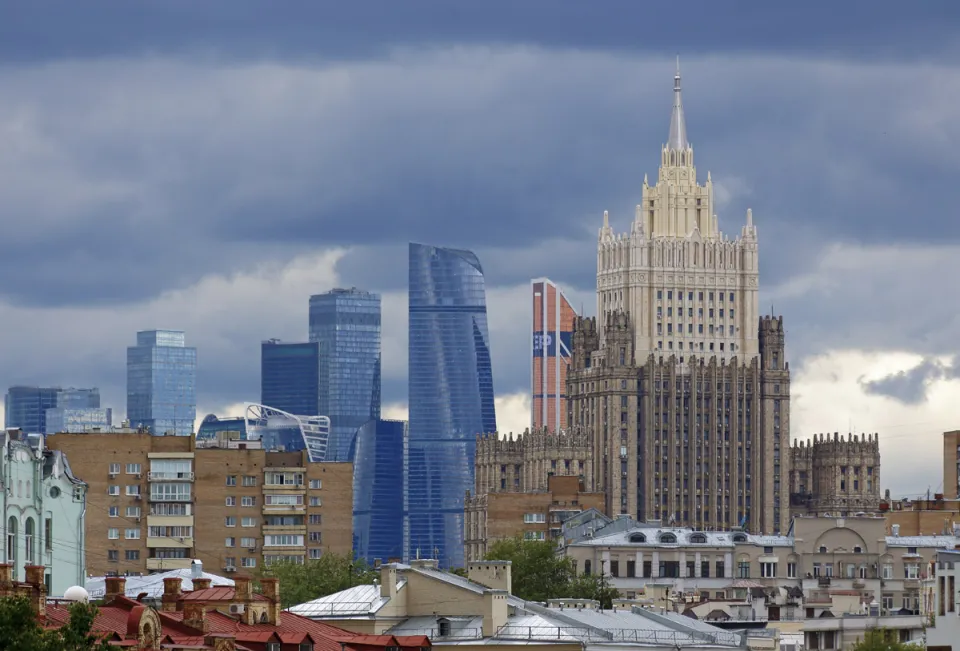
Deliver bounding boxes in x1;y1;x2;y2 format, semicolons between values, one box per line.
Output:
484;536;619;606
260;553;378;608
849;628;917;651
0;596;115;651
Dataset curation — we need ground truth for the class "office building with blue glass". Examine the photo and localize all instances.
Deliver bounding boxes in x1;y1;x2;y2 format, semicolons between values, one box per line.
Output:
45;387;112;434
309;288;381;462
352;418;406;563
261;340;321;417
406;243;497;568
5;386;62;434
126;330;197;436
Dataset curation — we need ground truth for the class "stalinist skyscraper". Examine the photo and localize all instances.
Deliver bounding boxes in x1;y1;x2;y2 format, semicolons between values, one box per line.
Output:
568;62;790;534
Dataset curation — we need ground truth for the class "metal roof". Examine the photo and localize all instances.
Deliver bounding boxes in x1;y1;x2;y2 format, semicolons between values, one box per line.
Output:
287;581;406;618
85;569;234;599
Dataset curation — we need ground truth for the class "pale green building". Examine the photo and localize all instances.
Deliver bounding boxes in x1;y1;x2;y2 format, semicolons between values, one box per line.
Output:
0;429;86;596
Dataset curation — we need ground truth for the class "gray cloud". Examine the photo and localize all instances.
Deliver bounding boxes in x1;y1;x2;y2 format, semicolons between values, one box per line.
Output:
860;358;947;404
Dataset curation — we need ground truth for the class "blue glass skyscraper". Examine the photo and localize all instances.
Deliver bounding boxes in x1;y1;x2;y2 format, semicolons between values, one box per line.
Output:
309;289;381;462
352;418;406;563
126;330;197;436
260;340;321;416
44;387;112;434
406;243;497;568
5;386;61;434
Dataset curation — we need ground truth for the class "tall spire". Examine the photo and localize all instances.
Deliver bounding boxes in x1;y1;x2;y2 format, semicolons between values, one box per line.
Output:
668;56;688;151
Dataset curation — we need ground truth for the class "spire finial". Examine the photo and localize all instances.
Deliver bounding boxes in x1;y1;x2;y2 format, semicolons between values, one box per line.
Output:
668;56;689;152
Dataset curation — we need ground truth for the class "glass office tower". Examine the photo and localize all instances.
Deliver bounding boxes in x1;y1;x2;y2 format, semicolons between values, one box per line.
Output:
5;386;61;434
308;288;381;462
260;340;321;416
406;243;497;568
352;418;406;563
126;330;197;436
44;387;112;434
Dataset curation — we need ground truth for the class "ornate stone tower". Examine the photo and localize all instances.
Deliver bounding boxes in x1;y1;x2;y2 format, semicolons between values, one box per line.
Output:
790;432;881;515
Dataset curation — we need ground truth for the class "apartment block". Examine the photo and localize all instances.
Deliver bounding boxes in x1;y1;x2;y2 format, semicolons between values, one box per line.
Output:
45;432;352;576
944;430;960;501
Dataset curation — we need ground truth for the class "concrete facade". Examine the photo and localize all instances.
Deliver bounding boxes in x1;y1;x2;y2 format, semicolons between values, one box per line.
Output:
0;430;86;596
45;432;352;576
567;312;790;534
473;428;594;496
789;433;881;516
928;548;960;651
464;474;605;562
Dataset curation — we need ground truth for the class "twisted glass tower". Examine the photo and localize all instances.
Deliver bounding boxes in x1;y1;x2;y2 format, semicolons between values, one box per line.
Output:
406;243;497;568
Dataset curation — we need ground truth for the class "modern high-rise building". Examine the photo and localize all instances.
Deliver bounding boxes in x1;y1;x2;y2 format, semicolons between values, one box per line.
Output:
407;243;497;568
352;418;406;563
568;63;790;534
531;278;577;432
308;289;381;463
126;330;197;437
44;387;112;434
260;340;321;417
4;386;60;434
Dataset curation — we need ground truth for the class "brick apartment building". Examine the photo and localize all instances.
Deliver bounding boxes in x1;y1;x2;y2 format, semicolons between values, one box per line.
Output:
45;432;352;577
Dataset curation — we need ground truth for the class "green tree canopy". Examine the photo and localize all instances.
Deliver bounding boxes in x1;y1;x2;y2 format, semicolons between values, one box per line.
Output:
850;628;919;651
484;536;619;607
0;596;115;651
259;553;378;608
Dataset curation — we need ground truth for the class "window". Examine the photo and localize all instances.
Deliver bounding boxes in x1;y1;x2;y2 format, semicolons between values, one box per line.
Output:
760;562;777;578
108;528;119;540
309;532;322;543
109;462;121;475
225;538;236;547
523;513;546;524
265;472;303;486
125;463;141;474
148;526;193;538
45;518;52;552
813;563;821;577
241;537;257;547
109;506;119;518
125;485;140;496
265;534;304;547
241;557;257;568
819;546;827;553
241;517;256;527
309;479;322;489
242;475;257;487
309;514;322;525
149;459;192;479
125;550;140;561
150;483;191;502
905;563;920;579
882;563;893;579
125;528;140;540
265;494;304;506
226;476;237;486
225;497;236;507
309;549;322;560
108;485;119;496
310;497;321;507
764;546;774;554
907;546;918;554
738;560;750;578
126;506;141;518
523;531;546;541
825;564;834;577
787;562;796;578
224;557;236;567
853;546;862;554
108;550;118;562
241;496;256;507
225;517;236;527
151;503;189;516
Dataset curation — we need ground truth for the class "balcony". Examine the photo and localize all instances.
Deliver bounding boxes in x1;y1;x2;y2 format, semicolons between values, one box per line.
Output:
146;536;194;549
262;503;305;514
262;524;307;535
146;558;192;571
147;471;194;482
818;576;832;587
146;515;193;528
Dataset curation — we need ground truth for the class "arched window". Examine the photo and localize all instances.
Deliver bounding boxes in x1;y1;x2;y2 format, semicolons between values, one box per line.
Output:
438;618;452;637
854;546;863;554
660;533;678;544
6;517;16;566
689;533;707;544
584;560;592;576
732;533;747;543
24;518;34;564
819;546;828;554
629;533;647;543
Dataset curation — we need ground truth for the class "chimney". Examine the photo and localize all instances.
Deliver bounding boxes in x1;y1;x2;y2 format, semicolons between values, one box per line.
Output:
183;602;209;633
104;576;127;604
380;564;398;600
482;590;508;637
191;559;203;579
192;578;212;591
0;563;12;590
161;577;182;612
260;577;282;625
23;565;46;620
468;561;512;594
233;575;252;603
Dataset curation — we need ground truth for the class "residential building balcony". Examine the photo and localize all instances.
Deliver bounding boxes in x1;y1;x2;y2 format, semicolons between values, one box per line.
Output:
146;515;193;528
146;536;194;549
262;524;307;535
146;557;193;571
147;471;194;481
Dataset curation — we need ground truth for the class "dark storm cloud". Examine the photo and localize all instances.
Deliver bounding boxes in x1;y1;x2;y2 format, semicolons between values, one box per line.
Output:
4;1;960;64
860;358;947;405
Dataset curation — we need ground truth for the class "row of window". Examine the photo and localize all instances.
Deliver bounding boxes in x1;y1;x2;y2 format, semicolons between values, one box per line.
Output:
657;291;736;303
108;463;142;475
224;517;258;527
225;496;257;507
224;475;322;489
107;528;141;540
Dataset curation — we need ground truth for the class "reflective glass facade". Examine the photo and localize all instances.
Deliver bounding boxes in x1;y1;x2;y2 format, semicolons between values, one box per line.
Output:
244;403;330;462
352;418;406;563
260;341;320;416
309;289;381;462
407;243;497;568
44;407;113;434
4;386;60;434
126;330;197;437
196;414;247;441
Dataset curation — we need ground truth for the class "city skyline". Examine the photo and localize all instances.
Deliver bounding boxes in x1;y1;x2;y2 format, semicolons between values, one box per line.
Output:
0;3;958;495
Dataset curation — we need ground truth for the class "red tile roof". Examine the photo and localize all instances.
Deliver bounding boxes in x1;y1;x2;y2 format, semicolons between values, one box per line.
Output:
180;587;269;602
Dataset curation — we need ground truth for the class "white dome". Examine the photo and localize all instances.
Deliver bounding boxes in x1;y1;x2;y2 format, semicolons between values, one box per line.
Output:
63;586;90;603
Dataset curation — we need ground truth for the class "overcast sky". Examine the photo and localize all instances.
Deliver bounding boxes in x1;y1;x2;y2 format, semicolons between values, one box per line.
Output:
3;1;960;496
